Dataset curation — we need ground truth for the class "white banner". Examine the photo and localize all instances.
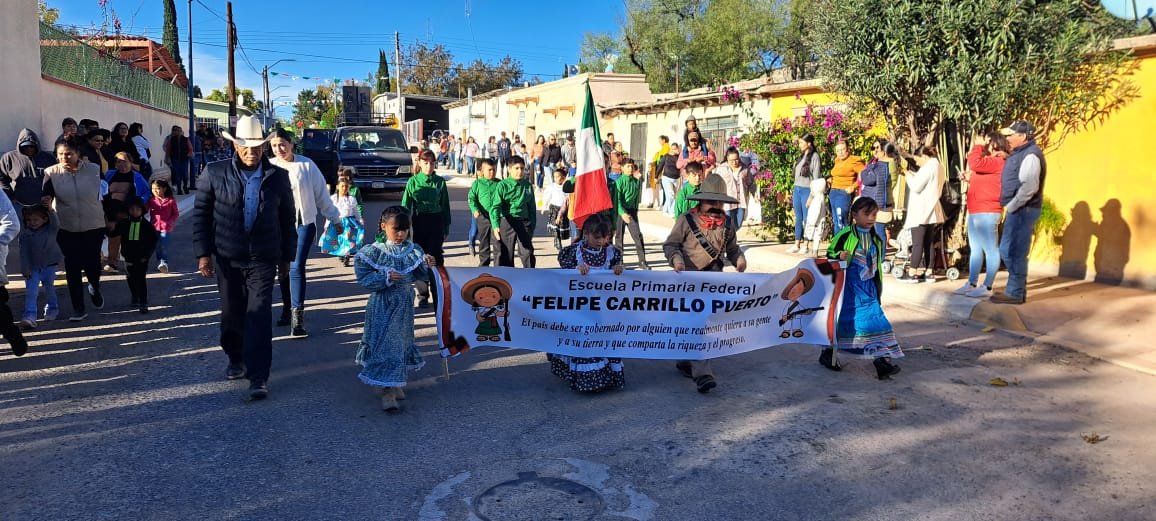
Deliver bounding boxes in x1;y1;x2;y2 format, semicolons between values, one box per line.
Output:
434;259;845;360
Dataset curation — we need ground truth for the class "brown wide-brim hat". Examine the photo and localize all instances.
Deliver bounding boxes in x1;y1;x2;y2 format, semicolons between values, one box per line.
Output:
688;173;739;204
221;115;271;148
782;268;816;300
460;273;514;305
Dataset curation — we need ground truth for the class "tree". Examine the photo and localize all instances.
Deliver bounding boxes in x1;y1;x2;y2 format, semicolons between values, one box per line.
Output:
292;86;337;129
374;49;392;95
39;0;60;25
401;42;456;96
809;0;1137;156
451;56;525;95
581;0;789;92
162;0;184;76
205;88;227;102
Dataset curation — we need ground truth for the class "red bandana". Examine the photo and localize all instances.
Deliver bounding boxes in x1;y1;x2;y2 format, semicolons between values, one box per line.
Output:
692;208;726;230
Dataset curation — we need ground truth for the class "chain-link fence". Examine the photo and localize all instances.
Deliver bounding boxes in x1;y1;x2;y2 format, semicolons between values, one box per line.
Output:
39;22;186;115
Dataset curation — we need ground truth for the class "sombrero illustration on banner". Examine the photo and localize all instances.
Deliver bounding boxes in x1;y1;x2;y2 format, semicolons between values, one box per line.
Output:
460;273;513;304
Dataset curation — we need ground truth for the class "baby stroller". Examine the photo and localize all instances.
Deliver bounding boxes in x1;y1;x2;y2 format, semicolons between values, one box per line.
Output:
881;225;962;281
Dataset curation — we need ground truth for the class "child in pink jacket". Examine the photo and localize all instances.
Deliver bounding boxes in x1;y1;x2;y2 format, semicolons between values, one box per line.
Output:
146;179;179;273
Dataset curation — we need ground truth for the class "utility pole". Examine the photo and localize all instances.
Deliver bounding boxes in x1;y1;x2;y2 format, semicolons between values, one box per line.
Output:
186;0;194;143
262;65;270;129
226;1;236;134
395;32;404;127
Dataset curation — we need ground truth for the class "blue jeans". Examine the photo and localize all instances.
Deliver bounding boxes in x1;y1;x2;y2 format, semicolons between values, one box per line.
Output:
660;177;678;216
999;206;1041;299
728;208;746;231
156;231;170;262
792;186;811;241
23;264;59;321
828;188;852;234
468;215;478;249
967;212;1001;288
465;157;476;176
289;223;317;309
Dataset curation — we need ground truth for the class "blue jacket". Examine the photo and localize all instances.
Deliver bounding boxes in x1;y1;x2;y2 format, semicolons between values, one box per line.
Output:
192;156;296;263
858;160;891;209
104;169;152;205
1000;140;1046;210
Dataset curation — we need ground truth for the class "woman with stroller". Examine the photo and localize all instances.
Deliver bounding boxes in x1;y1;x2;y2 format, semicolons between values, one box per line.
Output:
899;145;945;283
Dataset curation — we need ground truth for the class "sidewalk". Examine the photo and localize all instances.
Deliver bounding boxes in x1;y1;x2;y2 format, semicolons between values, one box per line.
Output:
420;168;1156;378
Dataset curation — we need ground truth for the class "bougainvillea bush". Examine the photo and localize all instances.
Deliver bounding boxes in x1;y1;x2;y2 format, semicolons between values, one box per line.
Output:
741;101;876;242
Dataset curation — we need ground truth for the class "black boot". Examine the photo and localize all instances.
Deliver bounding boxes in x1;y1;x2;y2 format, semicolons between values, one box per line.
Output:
290;308;308;338
873;357;901;380
276;307;291;327
818;348;841;371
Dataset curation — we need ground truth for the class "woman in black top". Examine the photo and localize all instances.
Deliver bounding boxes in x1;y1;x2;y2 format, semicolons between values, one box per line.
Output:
658;143;682;216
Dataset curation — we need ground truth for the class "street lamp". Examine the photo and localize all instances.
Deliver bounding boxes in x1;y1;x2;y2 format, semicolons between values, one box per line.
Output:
262;58;296;128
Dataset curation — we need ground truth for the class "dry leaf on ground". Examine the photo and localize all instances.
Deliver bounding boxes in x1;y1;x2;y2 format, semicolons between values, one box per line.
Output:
990;377;1009;387
1081;433;1109;444
982;326;996;333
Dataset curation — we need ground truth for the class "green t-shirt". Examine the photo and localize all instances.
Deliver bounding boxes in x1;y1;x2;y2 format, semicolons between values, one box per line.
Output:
673;182;701;216
401;173;451;234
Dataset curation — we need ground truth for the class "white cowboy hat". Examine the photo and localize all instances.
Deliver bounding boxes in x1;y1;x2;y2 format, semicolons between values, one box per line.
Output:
221;116;271;147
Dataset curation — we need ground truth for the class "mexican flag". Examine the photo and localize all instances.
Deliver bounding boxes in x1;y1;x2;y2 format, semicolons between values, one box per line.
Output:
571;83;612;230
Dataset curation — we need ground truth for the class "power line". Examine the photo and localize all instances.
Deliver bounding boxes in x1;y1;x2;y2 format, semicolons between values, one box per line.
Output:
192;0;228;23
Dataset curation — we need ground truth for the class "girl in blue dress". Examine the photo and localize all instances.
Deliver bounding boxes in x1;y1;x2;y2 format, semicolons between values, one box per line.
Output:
353;206;436;412
824;197;903;380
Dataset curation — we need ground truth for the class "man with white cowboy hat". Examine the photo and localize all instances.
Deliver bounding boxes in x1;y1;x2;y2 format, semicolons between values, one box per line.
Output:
193;115;297;401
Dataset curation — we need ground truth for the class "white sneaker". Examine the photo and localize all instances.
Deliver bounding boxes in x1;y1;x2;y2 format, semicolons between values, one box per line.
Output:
43;306;58;321
786;244;802;254
158;261;170;273
966;286;992;298
953;282;974;295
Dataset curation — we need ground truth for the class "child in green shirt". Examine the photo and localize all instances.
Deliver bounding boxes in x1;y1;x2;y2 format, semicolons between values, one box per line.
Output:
673;161;705;217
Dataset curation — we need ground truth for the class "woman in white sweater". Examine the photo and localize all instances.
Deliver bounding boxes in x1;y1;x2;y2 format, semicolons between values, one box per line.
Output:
269;128;342;337
900;145;945;283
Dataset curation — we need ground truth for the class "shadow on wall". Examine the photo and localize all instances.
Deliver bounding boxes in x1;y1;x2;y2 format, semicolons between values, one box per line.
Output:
1057;199;1132;285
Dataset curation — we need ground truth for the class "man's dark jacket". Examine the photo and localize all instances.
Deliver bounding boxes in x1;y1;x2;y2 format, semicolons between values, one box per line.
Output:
192;156;296;263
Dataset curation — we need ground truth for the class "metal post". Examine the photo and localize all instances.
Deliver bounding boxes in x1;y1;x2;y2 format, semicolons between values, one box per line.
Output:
186;0;195;173
226;2;236;133
395;32;404;126
262;65;270;129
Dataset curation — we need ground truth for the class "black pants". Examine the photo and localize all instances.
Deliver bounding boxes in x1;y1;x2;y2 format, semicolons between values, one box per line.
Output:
614;208;647;267
125;259;148;304
412;213;445;300
215;257;276;383
412;213;445;265
499;216;536;268
57;228;105;315
476;213;496;267
910;223;941;271
0;287;22;346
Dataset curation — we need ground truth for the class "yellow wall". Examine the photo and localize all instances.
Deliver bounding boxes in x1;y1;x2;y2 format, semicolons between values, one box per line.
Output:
769;90;840;121
1033;49;1156;289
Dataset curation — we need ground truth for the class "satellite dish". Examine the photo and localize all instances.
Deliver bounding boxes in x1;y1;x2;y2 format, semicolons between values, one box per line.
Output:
1101;0;1155;19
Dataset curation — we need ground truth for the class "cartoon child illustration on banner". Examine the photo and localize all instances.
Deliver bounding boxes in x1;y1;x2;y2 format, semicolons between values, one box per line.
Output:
461;273;514;342
779;267;825;338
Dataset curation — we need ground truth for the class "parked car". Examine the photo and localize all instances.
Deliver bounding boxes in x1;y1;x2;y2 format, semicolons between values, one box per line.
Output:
300;126;413;192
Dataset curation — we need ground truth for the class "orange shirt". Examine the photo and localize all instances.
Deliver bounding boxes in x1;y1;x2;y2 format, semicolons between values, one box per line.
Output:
830;155;866;191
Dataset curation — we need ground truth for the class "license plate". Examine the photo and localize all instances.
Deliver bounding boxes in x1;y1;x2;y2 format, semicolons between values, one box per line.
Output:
371;182;385;189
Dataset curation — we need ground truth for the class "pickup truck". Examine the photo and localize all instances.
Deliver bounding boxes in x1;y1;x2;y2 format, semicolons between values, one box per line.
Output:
299;126;413;193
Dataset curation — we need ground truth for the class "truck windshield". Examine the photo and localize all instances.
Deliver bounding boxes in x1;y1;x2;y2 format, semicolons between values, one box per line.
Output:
339;130;407;152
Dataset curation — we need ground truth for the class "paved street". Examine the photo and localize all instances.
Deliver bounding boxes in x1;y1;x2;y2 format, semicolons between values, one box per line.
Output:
2;183;1155;521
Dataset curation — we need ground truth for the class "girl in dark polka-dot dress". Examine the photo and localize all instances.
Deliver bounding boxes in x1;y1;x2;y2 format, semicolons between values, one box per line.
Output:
548;213;626;392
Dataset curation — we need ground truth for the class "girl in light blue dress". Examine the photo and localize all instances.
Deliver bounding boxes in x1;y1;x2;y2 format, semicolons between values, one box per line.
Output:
353;206;436;412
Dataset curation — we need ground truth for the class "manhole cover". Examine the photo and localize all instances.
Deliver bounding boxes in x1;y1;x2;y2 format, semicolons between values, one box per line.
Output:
472;471;605;521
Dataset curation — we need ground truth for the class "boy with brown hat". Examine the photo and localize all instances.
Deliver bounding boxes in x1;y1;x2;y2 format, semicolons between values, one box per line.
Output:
662;173;747;393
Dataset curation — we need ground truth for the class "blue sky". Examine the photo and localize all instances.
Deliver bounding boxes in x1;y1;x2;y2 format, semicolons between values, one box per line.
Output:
49;0;622;118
